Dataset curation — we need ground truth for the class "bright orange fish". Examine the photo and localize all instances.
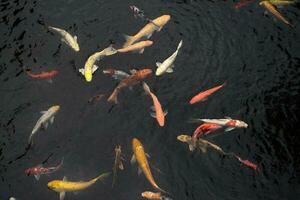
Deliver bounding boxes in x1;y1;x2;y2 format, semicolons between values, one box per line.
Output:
143;82;167;127
141;191;162;200
189;82;226;105
107;69;152;104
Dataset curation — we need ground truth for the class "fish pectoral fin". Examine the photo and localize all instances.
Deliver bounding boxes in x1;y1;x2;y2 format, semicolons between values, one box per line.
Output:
34;174;40;180
79;68;85;75
224;116;232;119
130;154;136;165
50;116;55;124
61;38;67;44
59;191;66;200
40;111;47;114
47;78;53;84
63;176;67;181
138;167;142;175
119;161;124;170
146;33;153;39
138;48;145;54
166;68;174;73
73;191;80;195
156;62;162;67
163;109;168;116
150;111;157;118
92;65;99;73
225;127;235;132
42;122;49;130
145;153;151;159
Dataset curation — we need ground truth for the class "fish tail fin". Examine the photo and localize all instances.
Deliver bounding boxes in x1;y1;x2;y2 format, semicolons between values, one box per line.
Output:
155;185;170;195
177;40;183;51
107;89;119;104
187;118;203;123
104;44;118;56
142;82;151;95
94;172;111;183
58;157;64;168
187;139;196;151
122;34;134;48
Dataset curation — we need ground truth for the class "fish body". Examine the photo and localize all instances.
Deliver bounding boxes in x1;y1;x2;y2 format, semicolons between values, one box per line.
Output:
26;70;58;80
235;155;259;171
142;191;162;200
269;0;296;6
132;138;166;193
233;0;255;9
107;69;152;104
103;68;130;81
143;82;166;127
29;105;60;144
192;123;222;139
25;158;64;180
47;172;110;200
117;40;153;54
155;40;183;76
79;45;117;82
189;82;226;104
112;145;124;187
198;118;248;130
260;1;293;27
48;26;80;52
123;15;171;48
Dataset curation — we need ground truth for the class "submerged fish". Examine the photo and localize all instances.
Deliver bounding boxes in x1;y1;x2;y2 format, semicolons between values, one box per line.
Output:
143;82;167;127
142;191;172;200
189;82;226;105
107;69;152;104
103;68;130;81
47;172;110;200
29;105;60;145
233;0;255;9
25;69;58;82
25;158;64;180
88;94;105;104
112;145;124;187
131;138;167;193
79;45;117;82
269;0;296;6
117;40;153;54
48;26;80;52
260;1;293;27
122;15;171;48
155;40;183;76
129;5;160;27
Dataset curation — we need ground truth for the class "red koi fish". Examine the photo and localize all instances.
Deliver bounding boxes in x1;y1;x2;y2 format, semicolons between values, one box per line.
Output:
235;155;259;171
107;69;152;104
189;82;226;105
192;123;222;139
234;0;255;9
25;158;64;180
25;69;58;80
88;94;105;104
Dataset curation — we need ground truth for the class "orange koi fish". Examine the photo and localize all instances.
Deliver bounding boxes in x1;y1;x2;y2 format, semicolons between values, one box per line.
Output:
189;82;226;105
143;82;167;127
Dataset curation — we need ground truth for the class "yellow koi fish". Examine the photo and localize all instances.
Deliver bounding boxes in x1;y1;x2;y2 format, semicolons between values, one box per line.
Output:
47;172;110;200
131;138;167;193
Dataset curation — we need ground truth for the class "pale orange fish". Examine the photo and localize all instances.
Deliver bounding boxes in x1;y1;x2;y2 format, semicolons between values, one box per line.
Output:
117;40;153;54
141;191;162;200
143;82;167;127
131;138;167;193
189;82;226;105
260;1;293;27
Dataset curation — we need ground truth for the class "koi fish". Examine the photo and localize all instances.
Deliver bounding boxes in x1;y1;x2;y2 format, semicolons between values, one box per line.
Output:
260;1;293;27
25;158;64;180
48;26;80;52
107;69;152;104
122;15;171;48
155;40;183;76
192;123;222;139
192;117;248;132
235;155;259;171
142;191;172;200
131;138;167;193
189;82;226;105
25;69;58;82
233;0;255;9
117;40;153;54
269;0;296;6
47;172;110;200
103;68;130;81
112;145;124;187
129;5;159;27
29;105;60;145
88;94;105;104
79;45;117;82
143;82;167;127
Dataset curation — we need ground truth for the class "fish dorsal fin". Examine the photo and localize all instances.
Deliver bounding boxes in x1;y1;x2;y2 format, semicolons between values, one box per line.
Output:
59;191;66;200
63;176;67;182
79;68;85;75
166;67;174;73
130;154;136;165
156;62;162;67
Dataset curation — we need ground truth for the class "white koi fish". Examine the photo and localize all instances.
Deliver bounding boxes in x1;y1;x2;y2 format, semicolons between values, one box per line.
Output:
79;45;117;82
29;105;60;144
155;40;183;76
48;26;80;52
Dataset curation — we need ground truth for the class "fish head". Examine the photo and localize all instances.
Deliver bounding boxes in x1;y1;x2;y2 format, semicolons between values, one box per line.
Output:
177;134;191;143
236;120;248;128
51;105;60;113
156;15;171;27
84;68;93;82
25;168;33;175
144;40;153;47
132;138;143;151
155;65;164;76
115;145;121;153
47;180;62;191
72;40;80;52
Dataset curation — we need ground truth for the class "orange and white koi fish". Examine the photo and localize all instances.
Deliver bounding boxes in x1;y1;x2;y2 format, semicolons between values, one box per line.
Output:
141;191;172;200
143;82;167;127
131;138;167;193
117;40;153;54
260;1;293;27
192;117;248;132
189;82;226;105
107;69;152;104
123;15;171;48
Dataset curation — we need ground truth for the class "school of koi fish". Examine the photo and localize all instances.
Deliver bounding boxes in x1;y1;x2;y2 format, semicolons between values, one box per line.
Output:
8;1;297;200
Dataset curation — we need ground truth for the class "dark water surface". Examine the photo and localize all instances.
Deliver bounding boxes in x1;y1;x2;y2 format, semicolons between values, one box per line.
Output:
1;0;300;199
